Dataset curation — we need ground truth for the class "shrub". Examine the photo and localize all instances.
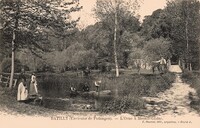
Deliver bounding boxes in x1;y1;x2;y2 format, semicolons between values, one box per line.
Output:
100;96;145;113
98;62;113;72
182;69;193;81
190;74;200;98
120;76;149;96
0;58;29;73
143;38;172;61
183;72;200;112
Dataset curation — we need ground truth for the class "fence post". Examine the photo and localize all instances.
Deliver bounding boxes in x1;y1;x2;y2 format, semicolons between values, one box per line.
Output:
13;79;17;87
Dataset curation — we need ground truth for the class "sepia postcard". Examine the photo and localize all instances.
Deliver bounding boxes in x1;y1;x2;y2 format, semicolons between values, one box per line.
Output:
0;0;200;128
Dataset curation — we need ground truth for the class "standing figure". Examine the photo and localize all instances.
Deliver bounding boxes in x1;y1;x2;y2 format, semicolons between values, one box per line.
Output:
152;60;161;73
17;77;28;102
29;73;38;96
167;58;171;69
160;57;167;73
83;67;91;77
94;79;101;92
17;68;25;86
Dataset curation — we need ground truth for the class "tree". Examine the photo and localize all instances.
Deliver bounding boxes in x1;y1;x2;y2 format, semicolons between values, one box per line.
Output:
144;38;172;62
113;0;119;77
165;0;200;70
140;9;171;40
71;49;97;69
94;0;140;76
0;0;82;87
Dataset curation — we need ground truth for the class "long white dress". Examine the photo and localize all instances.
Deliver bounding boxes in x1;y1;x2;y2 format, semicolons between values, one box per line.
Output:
29;75;38;96
17;82;28;101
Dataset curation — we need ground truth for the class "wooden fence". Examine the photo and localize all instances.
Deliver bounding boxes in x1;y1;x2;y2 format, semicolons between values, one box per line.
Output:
0;74;17;87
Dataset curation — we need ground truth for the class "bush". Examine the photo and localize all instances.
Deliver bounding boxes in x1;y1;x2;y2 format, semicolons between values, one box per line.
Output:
100;96;145;113
182;69;193;81
101;73;174;97
98;62;113;72
120;76;149;96
0;58;29;73
144;38;172;61
180;71;200;112
182;70;199;92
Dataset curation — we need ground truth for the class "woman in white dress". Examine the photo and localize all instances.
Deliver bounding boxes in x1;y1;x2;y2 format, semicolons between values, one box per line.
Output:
17;77;28;102
29;73;38;96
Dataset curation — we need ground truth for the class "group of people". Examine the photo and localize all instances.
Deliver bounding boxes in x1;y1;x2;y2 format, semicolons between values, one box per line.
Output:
70;78;102;97
152;57;169;74
17;71;39;102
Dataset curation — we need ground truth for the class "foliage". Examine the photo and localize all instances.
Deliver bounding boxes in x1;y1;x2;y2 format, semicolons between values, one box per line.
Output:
84;0;141;68
0;58;29;73
165;0;200;69
140;0;200;69
43;43;97;72
0;0;82;87
140;9;171;40
100;96;145;113
94;0;140;32
16;49;37;71
0;0;82;54
181;71;200;111
37;71;175;98
143;38;172;61
71;49;97;69
98;62;113;72
181;69;194;80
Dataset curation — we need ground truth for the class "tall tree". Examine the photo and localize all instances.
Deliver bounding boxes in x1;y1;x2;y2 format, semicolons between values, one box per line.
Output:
165;0;200;70
113;0;119;77
140;9;172;40
0;0;82;88
94;0;140;76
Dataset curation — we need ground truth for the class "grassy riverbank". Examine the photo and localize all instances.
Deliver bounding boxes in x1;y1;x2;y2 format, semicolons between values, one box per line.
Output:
0;71;175;115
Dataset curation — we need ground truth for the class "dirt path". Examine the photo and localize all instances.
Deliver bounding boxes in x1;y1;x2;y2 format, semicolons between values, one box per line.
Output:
143;65;199;117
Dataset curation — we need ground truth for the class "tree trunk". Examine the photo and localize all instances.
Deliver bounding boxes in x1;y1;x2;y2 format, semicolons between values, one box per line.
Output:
185;1;190;71
9;0;20;88
33;57;36;72
114;0;119;77
9;30;15;88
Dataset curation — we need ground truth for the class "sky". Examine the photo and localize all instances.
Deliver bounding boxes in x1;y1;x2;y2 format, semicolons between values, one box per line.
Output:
75;0;167;29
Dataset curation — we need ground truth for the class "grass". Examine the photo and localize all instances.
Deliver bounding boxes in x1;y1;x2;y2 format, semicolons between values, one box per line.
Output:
0;86;58;116
0;69;175;115
182;70;200;112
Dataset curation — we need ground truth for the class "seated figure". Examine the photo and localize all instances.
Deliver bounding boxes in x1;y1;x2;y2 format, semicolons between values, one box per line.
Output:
82;84;90;92
70;86;78;97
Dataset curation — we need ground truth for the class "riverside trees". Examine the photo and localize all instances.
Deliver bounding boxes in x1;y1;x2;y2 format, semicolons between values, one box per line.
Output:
140;0;200;70
0;0;82;87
